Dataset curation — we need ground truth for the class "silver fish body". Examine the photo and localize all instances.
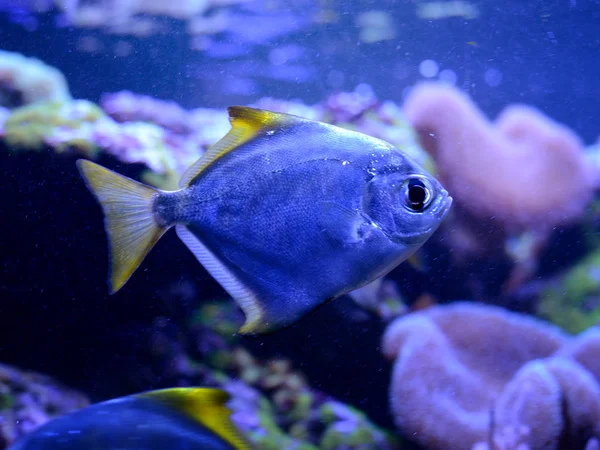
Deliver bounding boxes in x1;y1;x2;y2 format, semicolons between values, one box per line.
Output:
77;107;452;334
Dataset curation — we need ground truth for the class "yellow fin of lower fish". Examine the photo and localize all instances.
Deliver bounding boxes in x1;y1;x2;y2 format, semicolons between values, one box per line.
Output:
138;388;251;450
179;106;307;188
76;159;168;294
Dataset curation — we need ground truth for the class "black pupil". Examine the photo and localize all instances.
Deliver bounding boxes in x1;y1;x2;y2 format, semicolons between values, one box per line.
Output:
408;179;427;208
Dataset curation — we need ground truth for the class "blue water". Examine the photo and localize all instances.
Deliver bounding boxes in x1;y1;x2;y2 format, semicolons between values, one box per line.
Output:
1;2;599;141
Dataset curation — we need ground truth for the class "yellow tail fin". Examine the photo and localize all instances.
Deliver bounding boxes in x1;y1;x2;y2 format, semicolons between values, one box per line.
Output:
76;159;168;294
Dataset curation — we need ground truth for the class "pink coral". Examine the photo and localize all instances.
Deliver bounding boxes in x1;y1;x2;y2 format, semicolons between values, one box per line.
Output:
403;82;593;231
382;302;600;450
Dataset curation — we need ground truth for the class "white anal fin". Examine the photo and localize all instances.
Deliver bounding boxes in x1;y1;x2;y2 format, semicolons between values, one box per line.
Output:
175;225;265;334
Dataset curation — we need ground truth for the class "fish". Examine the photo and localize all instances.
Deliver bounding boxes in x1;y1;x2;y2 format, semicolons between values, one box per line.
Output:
8;387;251;450
76;106;452;334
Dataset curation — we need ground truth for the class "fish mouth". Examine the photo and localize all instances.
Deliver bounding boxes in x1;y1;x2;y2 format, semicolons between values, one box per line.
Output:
410;189;453;238
431;189;453;220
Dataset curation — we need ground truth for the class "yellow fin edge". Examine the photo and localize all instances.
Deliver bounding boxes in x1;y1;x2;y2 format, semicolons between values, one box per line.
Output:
138;388;251;450
76;159;167;293
179;106;306;188
238;299;267;335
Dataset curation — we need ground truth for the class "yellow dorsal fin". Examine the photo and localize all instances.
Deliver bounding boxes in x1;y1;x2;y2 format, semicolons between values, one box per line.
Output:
138;387;251;449
179;106;307;188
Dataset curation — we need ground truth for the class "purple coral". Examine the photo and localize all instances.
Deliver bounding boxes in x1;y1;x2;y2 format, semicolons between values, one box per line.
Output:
0;363;89;447
324;83;378;123
101;91;197;134
382;302;600;450
403;82;593;232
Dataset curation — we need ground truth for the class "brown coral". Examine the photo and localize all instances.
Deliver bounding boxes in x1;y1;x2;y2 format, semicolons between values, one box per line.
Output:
382;302;600;450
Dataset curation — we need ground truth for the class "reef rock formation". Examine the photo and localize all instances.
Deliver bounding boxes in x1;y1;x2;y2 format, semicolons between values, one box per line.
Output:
0;50;70;108
0;363;89;448
382;302;600;450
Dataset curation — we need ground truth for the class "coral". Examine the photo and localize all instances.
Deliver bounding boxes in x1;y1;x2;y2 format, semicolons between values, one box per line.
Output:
403;82;593;232
402;81;596;292
98;91;233;189
0;97;209;190
3;100;104;155
322;84;379;123
101;90;223;135
538;249;600;333
474;357;600;450
191;301;246;345
555;326;600;382
0;50;71;108
224;380;318;450
319;401;400;450
222;348;398;449
140;299;400;449
99;86;432;180
0;59;432;191
0;51;430;195
382;302;600;450
99;86;432;181
0;363;89;448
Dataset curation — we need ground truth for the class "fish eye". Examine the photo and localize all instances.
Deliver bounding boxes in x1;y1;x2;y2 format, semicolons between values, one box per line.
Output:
402;176;432;212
